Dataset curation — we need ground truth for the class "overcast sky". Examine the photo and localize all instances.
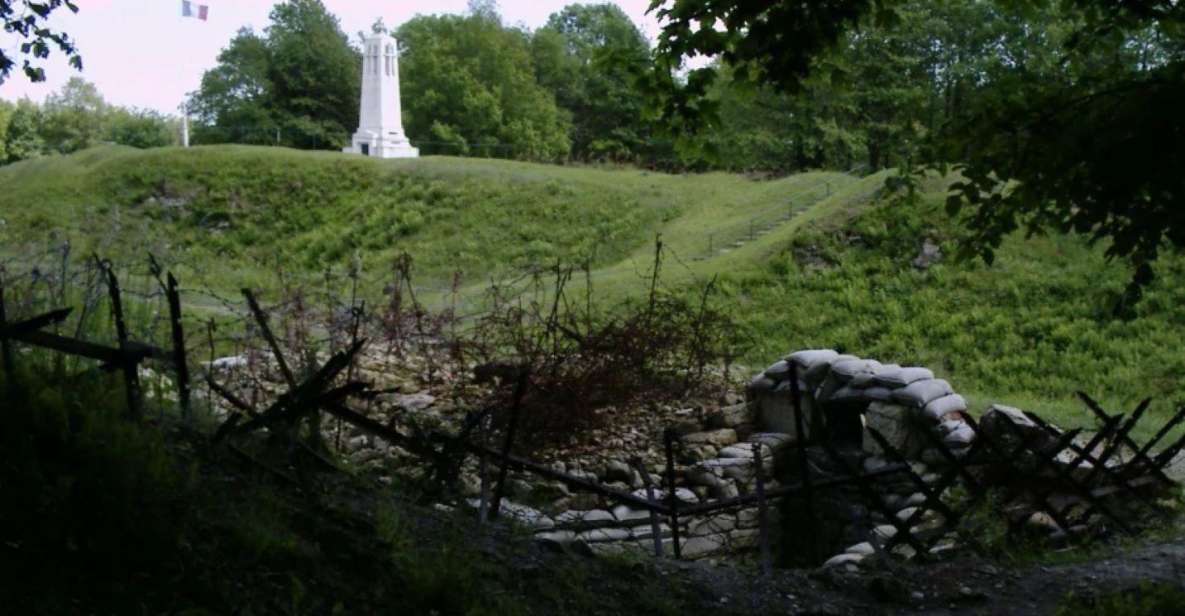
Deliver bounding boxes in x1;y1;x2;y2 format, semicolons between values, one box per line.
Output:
0;0;663;114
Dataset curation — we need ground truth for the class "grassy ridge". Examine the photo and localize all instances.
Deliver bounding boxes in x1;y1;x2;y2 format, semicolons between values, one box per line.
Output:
0;145;849;295
0;146;666;290
715;178;1185;436
2;146;1182;434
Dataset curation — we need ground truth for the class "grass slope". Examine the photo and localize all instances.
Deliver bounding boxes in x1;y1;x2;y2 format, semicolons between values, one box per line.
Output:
2;146;1182;433
0;145;849;295
715;176;1185;435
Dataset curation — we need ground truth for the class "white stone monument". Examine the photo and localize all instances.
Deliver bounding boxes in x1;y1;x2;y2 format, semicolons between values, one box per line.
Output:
343;33;419;158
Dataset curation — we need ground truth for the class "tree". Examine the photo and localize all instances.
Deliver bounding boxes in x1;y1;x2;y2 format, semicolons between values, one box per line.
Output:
265;0;360;148
40;77;108;154
689;65;864;173
397;10;570;161
189;28;278;144
0;0;82;82
0;99;13;161
648;0;1185;300
532;4;652;161
188;0;361;149
4;98;44;163
107;108;174;149
936;2;1185;306
644;0;894;142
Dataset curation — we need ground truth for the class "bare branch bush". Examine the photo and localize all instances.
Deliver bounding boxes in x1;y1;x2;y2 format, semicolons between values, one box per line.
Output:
462;240;749;451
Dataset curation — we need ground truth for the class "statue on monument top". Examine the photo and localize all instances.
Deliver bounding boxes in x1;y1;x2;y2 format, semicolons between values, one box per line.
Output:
343;32;419;158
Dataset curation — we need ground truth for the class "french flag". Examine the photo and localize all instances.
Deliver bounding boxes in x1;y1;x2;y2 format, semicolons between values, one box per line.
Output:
181;1;208;21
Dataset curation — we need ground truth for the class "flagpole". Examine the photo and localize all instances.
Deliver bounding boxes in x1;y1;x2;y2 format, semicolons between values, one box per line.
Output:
180;102;190;148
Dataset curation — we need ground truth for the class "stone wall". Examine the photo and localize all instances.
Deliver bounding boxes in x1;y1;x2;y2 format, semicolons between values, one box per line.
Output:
468;407;790;561
465;349;984;564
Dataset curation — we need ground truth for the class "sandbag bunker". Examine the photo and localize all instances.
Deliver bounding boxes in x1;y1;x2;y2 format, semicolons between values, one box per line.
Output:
749;349;975;459
745;349;1181;569
460;349;1177;567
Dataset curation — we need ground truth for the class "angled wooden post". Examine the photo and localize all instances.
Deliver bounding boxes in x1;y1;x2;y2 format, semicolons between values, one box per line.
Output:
478;413;491;527
0;279;14;384
1121;405;1185;480
243;289;297;388
631;457;665;558
490;369;528;519
789;363;819;564
664;428;683;560
166;273;192;422
754;441;772;576
102;260;141;420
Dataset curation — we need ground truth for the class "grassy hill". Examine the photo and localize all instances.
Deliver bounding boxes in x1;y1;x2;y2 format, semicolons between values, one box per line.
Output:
0;145;850;294
1;145;1183;434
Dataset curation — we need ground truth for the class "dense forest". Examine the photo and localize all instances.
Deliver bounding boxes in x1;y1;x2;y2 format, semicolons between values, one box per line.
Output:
3;0;1179;180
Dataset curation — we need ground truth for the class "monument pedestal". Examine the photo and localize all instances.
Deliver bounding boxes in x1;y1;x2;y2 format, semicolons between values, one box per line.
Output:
343;130;419;158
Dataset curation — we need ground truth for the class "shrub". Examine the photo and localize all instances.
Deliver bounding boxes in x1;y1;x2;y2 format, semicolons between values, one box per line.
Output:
0;364;188;612
465;244;748;447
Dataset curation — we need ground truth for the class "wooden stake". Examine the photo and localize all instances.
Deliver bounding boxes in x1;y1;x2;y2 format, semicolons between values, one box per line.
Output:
631;457;665;558
0;281;15;384
166;273;191;422
754;441;772;575
789;363;819;564
490;370;528;519
478;413;491;527
103;262;141;420
664;428;683;560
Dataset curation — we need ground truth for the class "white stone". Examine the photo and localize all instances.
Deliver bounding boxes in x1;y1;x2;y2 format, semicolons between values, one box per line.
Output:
632;523;671;540
681;534;727;559
872;525;898;541
683;429;738;447
630;487;697;505
578;528;631;543
823;553;865;568
534;530;577;546
343;33;419;158
688;514;737;536
205;355;248;370
611;505;655;526
554;508;616;529
717;444;755;459
749;432;793;449
896;507;920;522
845;542;876;555
385;392;435;411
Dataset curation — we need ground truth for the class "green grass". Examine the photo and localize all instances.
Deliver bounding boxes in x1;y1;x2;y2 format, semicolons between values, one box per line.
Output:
1057;583;1185;616
2;145;1184;434
0;145;848;298
712;178;1185;435
0;362;718;615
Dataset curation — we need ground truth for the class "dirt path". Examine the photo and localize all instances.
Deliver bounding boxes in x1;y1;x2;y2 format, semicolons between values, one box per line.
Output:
912;537;1185;615
630;530;1185;615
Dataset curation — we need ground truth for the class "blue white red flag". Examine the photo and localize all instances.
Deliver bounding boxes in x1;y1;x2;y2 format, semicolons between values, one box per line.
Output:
181;1;209;21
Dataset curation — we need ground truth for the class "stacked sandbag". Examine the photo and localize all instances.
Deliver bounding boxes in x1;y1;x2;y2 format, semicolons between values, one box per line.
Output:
748;349;975;457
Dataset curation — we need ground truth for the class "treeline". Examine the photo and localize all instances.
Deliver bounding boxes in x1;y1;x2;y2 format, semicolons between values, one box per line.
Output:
0;78;177;165
190;0;1128;174
10;0;1157;175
